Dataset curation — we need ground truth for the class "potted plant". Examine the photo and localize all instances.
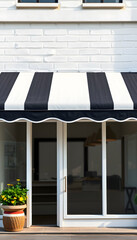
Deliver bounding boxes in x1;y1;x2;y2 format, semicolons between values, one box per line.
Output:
0;179;28;232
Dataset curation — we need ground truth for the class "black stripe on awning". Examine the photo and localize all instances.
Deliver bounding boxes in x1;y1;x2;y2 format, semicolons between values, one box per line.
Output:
25;72;53;110
87;72;114;110
0;72;19;110
122;72;137;109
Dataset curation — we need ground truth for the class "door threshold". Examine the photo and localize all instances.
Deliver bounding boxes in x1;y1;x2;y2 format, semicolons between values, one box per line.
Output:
1;227;137;234
32;225;57;227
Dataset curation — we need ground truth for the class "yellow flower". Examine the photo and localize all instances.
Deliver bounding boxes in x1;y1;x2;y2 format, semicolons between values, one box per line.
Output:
19;197;23;202
10;184;13;186
14;197;17;199
16;179;20;182
7;184;10;186
3;197;7;201
1;195;5;199
11;201;15;204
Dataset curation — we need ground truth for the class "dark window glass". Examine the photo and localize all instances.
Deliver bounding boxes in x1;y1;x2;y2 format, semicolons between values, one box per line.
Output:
19;0;58;3
19;0;37;2
107;122;137;214
32;123;57;225
39;0;58;2
67;122;102;215
0;123;26;215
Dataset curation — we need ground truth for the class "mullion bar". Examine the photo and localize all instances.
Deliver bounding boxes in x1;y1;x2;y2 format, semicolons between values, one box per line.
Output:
102;122;107;216
26;122;32;227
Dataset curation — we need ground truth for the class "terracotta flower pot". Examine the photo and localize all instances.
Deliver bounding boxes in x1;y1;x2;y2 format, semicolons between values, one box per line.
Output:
1;205;26;232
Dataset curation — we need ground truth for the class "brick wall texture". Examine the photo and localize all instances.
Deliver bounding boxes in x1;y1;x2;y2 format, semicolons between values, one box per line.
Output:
0;23;137;72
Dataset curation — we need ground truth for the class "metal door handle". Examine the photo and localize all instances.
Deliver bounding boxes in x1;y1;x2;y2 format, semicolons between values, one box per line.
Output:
64;176;67;192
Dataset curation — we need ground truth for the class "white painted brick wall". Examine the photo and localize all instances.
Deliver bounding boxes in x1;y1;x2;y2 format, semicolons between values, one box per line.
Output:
0;23;136;72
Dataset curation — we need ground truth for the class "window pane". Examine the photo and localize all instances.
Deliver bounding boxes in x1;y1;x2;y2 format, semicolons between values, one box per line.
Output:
32;123;57;225
19;0;58;3
0;123;26;215
67;122;102;215
19;0;37;2
39;0;58;2
107;122;137;214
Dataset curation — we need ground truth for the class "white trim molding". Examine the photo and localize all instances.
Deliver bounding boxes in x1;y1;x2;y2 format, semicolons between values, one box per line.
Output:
0;8;137;22
82;2;125;9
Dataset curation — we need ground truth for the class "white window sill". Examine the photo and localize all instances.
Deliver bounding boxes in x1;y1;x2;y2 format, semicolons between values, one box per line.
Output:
16;2;59;8
82;3;125;9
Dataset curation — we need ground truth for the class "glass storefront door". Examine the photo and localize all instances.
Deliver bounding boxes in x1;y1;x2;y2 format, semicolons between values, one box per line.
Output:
64;121;137;224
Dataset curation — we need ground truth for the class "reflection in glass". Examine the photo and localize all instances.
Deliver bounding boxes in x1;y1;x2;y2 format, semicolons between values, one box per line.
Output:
32;123;57;225
19;0;37;2
107;122;137;214
0;123;26;214
67;123;102;215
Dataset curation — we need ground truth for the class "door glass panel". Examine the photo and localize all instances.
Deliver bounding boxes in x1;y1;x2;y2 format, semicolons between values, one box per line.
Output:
0;122;26;215
67;122;102;215
107;122;137;214
32;123;57;225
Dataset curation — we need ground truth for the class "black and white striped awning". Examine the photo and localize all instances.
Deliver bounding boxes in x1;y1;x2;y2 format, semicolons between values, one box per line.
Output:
1;72;137;122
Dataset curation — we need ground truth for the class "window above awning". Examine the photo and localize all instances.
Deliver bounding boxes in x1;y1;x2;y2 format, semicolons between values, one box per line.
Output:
0;72;137;123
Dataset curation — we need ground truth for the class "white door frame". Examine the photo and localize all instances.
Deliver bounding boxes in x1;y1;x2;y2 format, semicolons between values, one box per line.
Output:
26;122;32;227
57;121;65;227
26;120;60;227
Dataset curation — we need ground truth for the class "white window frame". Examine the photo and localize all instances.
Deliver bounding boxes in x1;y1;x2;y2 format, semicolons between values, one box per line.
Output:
82;0;125;8
63;121;137;220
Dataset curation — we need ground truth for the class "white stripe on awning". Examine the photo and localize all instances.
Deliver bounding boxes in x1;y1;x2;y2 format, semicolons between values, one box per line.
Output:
106;72;133;110
5;72;34;110
48;73;90;110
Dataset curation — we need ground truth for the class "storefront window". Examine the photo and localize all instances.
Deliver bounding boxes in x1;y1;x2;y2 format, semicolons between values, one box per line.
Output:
0;122;26;215
67;122;102;215
107;122;137;214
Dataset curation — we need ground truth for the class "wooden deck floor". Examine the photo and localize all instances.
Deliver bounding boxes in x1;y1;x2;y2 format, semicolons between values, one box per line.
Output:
1;226;137;234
